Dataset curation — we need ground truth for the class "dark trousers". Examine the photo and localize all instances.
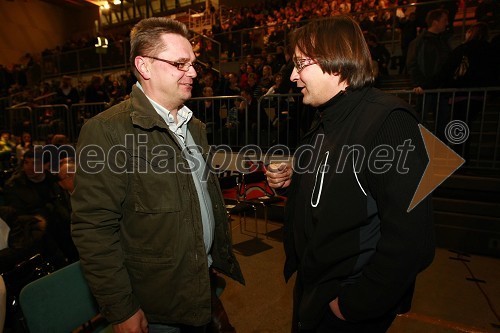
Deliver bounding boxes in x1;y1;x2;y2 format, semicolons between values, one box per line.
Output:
208;270;236;333
150;271;235;333
292;278;396;333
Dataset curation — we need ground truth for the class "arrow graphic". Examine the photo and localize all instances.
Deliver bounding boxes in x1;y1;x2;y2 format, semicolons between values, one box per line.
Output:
408;124;465;212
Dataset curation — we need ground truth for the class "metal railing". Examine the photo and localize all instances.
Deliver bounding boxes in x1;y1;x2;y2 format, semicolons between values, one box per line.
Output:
387;87;500;169
186;96;247;147
5;102;109;144
4;87;499;170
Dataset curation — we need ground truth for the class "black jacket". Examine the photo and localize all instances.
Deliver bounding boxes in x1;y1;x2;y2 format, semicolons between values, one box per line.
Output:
407;30;451;88
446;39;495;88
284;87;434;329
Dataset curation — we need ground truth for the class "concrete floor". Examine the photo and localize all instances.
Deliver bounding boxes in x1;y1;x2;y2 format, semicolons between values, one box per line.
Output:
220;217;500;333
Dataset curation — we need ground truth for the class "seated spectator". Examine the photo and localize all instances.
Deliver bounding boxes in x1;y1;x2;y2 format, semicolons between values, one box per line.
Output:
3;149;57;216
84;75;110;103
0;205;64;331
222;72;241;97
0;131;15;171
0;205;64;274
264;72;283;95
239;63;256;90
50;133;69;146
258;65;275;94
108;79;127;106
55;75;80;106
246;72;263;99
6;143;76;247
15;132;33;166
36;106;66;143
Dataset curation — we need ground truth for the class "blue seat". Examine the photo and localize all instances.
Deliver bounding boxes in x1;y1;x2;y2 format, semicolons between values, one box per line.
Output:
19;261;112;333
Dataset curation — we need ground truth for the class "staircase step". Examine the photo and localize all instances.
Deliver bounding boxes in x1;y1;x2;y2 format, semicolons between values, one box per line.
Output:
434;211;500;233
439;174;500;192
434;186;500;203
435;223;500;258
433;169;500;258
433;198;500;218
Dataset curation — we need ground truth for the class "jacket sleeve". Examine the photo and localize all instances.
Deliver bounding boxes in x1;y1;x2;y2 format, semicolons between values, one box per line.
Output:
71;117;140;324
337;110;435;321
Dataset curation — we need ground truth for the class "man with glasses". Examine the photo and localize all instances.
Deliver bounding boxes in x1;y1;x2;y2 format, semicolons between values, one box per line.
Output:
266;16;434;332
72;18;243;333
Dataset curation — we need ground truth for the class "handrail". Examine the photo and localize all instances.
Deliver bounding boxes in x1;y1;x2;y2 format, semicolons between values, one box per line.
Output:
190;30;222;74
2;88;499;169
385;87;500;94
33;92;57;103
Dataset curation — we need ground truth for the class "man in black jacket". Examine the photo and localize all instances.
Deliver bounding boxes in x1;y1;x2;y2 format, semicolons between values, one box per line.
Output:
407;8;451;140
407;8;451;94
266;16;434;333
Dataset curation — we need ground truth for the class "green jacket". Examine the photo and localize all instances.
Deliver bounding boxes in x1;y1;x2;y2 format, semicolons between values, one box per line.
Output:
71;85;244;326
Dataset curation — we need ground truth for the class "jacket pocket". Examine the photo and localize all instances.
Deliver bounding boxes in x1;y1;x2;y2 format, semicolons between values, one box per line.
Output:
124;254;177;315
132;151;182;213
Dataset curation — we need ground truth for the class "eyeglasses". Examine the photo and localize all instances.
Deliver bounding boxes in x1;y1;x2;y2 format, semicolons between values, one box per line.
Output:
143;56;201;72
293;57;317;73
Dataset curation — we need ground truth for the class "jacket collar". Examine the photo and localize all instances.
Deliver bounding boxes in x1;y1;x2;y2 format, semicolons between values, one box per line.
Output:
128;84;205;148
129;85;170;130
319;86;370;130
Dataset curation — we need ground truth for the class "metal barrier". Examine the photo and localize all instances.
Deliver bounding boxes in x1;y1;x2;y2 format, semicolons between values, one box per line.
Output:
387;87;500;169
190;88;500;169
5;106;34;141
69;103;109;142
0;96;11;129
3;88;499;170
30;104;71;143
186;96;247;147
257;93;307;150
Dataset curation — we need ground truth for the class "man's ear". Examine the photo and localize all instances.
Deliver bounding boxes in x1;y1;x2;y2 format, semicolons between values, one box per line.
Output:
135;56;151;80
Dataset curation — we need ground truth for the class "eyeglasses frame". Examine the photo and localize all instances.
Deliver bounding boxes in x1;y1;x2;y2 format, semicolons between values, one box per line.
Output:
293;57;317;73
142;55;201;72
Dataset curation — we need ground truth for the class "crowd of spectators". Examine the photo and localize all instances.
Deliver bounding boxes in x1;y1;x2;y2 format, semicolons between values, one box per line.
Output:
1;0;499;147
1;0;498;102
0;139;79;330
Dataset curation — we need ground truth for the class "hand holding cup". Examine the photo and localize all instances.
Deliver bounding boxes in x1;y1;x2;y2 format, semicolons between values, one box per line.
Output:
266;162;292;189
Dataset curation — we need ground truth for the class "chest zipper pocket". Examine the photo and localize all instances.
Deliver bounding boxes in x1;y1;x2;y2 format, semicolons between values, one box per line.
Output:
311;151;330;208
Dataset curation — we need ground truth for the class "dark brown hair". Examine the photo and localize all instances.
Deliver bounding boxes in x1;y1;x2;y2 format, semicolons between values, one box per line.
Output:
425;9;448;28
466;22;489;42
129;17;190;79
288;15;374;89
